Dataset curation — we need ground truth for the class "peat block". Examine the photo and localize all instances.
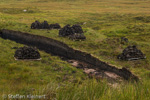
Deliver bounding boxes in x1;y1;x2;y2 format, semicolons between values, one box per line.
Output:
72;24;83;34
59;24;86;40
31;21;61;29
14;46;41;60
31;20;42;29
41;21;49;29
59;24;75;36
118;45;146;60
49;23;61;29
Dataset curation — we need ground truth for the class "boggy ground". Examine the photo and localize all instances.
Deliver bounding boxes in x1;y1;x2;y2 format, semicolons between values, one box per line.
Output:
0;29;138;83
0;0;150;100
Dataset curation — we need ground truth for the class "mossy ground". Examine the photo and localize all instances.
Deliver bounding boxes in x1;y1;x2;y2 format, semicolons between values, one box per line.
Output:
0;0;150;100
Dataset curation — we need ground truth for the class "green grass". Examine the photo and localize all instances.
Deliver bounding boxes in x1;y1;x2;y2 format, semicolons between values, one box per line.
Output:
0;0;150;99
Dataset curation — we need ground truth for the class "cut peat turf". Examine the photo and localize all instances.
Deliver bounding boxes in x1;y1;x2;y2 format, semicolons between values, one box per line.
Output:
31;20;49;29
118;45;146;61
59;24;86;40
31;20;61;29
31;20;42;29
14;46;41;60
72;24;84;34
49;23;61;29
59;24;75;36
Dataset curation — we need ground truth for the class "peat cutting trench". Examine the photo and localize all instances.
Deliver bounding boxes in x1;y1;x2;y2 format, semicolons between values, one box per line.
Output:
0;29;139;83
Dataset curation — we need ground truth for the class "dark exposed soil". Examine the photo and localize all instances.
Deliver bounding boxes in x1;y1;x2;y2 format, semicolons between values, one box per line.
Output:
118;45;146;60
67;60;122;83
14;46;41;60
0;29;139;82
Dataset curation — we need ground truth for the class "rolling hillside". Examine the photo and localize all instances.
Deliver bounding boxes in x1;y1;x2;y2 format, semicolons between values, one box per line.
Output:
0;0;150;99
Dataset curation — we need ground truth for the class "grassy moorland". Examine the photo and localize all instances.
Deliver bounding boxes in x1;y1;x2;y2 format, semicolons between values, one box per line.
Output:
0;0;150;99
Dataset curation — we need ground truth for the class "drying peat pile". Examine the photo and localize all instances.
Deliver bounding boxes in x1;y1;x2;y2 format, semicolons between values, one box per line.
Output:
118;45;146;60
59;24;74;36
72;24;84;34
31;20;42;29
31;20;61;29
59;24;86;40
41;21;49;29
30;21;85;40
49;23;61;29
0;29;139;82
31;20;50;29
14;46;41;60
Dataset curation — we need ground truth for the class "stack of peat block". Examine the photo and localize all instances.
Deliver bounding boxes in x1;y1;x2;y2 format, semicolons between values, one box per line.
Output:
14;46;41;60
59;24;86;41
31;20;61;29
118;45;146;61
